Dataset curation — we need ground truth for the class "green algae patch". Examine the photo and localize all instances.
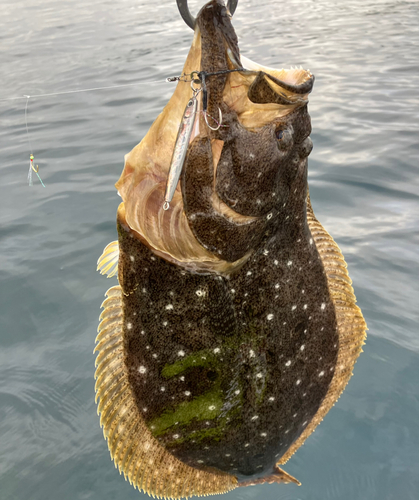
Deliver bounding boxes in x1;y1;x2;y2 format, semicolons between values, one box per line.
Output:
150;387;223;436
161;349;215;379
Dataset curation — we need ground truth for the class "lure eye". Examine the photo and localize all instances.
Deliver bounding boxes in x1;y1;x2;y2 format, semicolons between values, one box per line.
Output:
276;129;284;140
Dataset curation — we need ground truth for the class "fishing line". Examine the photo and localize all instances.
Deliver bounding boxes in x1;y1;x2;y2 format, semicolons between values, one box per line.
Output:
25;95;46;187
3;69;248;187
0;79;171;102
3;78;171;187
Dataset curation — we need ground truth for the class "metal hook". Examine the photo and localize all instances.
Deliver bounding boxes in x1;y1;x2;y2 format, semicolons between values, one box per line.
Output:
176;0;239;30
204;108;223;131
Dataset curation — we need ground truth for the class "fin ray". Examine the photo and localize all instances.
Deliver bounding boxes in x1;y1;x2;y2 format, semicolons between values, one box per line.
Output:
97;241;119;278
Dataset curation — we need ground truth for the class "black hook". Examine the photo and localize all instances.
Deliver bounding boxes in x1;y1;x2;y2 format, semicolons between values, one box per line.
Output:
176;0;238;30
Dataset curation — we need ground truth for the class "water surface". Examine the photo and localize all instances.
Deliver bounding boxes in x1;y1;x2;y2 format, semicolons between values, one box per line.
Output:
1;1;419;499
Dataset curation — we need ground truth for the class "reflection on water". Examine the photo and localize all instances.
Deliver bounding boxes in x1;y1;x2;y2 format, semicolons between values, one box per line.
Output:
1;1;419;499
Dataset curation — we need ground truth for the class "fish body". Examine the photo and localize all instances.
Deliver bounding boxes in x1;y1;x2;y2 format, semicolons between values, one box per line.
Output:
95;0;366;497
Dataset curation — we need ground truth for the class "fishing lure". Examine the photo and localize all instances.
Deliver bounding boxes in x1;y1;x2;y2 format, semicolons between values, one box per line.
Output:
163;82;200;210
28;154;46;187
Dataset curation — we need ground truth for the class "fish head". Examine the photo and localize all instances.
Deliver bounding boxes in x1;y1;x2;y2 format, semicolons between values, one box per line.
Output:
116;0;314;269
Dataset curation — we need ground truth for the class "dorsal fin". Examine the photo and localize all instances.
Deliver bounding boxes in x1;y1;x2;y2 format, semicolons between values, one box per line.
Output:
95;285;238;498
278;194;367;464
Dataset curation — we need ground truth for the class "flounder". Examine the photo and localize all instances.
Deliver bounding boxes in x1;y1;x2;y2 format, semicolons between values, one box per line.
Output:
95;0;367;497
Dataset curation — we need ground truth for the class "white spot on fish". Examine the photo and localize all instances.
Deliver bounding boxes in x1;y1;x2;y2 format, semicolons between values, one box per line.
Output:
263;249;269;255
166;304;173;310
130;255;135;262
268;396;275;401
247;271;252;276
180;376;185;381
138;366;146;374
300;345;305;351
256;372;263;379
209;405;216;411
319;371;325;377
152;353;157;359
249;350;255;358
225;454;231;457
161;387;165;392
303;421;308;426
292;305;297;311
184;391;191;396
143;408;147;412
285;360;292;367
321;303;326;310
287;260;292;266
261;433;267;437
163;321;168;326
231;289;235;294
251;415;259;421
178;350;185;357
303;304;308;310
302;289;305;294
214;348;220;354
274;260;279;265
267;314;274;320
127;322;132;330
275;283;280;289
296;379;301;385
173;434;179;439
266;213;273;220
244;443;250;448
141;330;145;335
309;238;313;245
235;389;240;395
196;289;205;297
250;153;255;159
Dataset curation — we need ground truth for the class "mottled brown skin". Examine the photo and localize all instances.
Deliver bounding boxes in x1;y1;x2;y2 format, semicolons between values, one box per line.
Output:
115;0;339;485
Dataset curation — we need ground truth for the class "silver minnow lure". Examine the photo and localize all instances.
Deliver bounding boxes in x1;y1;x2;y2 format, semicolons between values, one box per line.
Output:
163;94;198;210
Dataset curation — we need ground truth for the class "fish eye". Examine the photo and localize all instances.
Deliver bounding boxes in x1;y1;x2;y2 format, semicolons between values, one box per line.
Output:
275;127;293;150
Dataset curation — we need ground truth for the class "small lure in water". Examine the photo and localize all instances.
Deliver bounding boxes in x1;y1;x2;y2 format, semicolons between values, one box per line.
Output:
163;82;200;210
27;154;46;187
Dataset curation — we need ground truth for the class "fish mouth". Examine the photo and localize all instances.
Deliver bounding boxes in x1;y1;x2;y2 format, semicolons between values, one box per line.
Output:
116;0;314;271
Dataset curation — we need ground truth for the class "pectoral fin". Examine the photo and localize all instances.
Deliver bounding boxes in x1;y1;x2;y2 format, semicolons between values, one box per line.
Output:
97;241;119;278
